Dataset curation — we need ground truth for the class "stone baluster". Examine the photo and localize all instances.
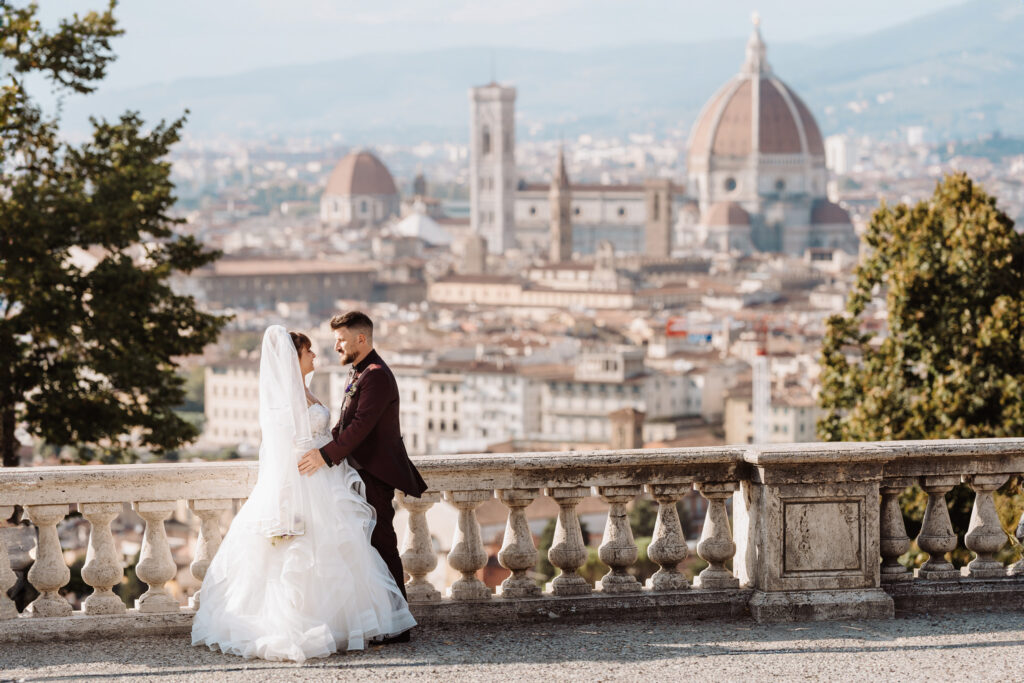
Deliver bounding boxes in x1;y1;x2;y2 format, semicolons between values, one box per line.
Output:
1011;508;1024;577
496;489;541;597
131;501;181;612
0;506;18;619
964;474;1010;579
24;504;72;617
544;486;591;596
444;490;492;601
916;475;961;581
80;503;126;614
644;484;691;591
693;482;740;590
187;499;233;609
398;491;442;603
597;485;643;593
879;479;914;583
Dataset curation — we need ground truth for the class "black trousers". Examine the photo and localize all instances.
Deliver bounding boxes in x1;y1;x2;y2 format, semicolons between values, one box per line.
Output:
359;469;408;601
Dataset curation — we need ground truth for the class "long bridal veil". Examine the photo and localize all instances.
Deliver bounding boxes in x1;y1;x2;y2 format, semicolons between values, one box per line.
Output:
246;324;312;538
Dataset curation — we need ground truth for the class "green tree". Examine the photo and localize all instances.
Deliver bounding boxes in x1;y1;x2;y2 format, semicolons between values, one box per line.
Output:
818;173;1024;565
818;173;1024;441
0;2;227;466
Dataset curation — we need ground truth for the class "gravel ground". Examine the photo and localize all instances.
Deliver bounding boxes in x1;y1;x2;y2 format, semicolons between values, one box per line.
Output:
1;612;1022;682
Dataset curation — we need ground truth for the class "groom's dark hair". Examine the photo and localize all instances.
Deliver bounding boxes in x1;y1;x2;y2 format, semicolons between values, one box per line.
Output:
330;310;373;343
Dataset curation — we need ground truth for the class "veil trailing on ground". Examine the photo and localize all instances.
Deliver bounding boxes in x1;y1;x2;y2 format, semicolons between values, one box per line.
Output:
246;325;313;537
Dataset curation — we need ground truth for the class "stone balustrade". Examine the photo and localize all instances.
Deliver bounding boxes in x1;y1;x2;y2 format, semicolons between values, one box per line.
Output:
2;439;1024;642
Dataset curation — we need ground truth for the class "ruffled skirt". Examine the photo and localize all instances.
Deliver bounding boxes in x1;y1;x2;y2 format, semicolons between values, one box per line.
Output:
191;460;416;663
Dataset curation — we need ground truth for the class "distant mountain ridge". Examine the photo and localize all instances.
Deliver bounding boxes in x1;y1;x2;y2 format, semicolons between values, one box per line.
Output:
59;0;1024;143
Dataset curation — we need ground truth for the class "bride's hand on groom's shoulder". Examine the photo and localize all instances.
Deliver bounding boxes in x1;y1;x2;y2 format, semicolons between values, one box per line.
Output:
298;448;326;475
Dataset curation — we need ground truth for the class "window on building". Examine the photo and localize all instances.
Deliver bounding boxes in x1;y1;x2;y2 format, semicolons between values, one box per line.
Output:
440;420;447;432
618;206;626;217
529;206;536;216
652;193;660;220
775;178;786;192
428;419;434;431
453;420;459;431
724;177;737;192
573;206;581;216
482;127;491;155
361;200;368;213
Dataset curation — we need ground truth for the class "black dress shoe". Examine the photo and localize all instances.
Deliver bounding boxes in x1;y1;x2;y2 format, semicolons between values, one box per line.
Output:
377;630;411;645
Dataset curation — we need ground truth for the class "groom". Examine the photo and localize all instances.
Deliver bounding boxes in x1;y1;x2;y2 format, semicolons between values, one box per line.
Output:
297;311;427;640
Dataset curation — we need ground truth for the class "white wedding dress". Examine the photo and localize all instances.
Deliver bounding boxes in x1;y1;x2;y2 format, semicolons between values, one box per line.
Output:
191;402;416;663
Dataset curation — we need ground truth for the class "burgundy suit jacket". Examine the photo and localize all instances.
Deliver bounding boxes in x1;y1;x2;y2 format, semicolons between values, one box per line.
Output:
319;349;427;497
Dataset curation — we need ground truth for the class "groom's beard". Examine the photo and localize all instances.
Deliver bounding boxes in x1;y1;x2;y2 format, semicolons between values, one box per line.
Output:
340;351;357;365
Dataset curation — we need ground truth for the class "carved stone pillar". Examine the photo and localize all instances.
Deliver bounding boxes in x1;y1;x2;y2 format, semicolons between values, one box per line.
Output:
694;482;739;589
879;479;914;583
964;474;1010;579
0;506;18;619
444;490;492;601
544;486;591;596
80;503;126;615
644;484;691;591
496;489;541;598
398;491;442;603
916;475;961;581
597;485;643;593
187;499;232;609
131;500;181;613
24;504;72;617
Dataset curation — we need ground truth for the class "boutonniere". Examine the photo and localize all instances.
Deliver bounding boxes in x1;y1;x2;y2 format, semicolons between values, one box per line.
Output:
345;382;358;398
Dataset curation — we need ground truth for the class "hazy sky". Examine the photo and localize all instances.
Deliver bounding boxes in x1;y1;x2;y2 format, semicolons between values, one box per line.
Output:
44;0;968;89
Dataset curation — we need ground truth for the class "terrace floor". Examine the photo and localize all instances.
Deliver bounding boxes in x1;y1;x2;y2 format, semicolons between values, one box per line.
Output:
1;611;1021;682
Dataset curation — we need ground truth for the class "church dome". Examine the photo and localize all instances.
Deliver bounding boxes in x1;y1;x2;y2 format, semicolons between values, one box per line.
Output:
325;151;398;197
811;199;852;225
704;201;751;226
687;19;824;171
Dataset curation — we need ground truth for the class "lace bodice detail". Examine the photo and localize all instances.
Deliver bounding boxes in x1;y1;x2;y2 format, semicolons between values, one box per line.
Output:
308;403;332;449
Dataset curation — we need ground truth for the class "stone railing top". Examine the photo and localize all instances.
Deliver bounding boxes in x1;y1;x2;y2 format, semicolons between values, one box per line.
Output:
3;438;1022;507
0;461;258;507
744;438;1024;464
411;446;747;490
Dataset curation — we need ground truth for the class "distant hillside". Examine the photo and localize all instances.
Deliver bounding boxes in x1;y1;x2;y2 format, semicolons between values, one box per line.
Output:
58;0;1024;143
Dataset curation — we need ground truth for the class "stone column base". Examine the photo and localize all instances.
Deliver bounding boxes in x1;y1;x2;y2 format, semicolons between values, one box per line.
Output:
749;589;894;623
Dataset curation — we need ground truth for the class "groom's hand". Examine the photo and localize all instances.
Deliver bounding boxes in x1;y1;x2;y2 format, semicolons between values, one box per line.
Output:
298;449;325;476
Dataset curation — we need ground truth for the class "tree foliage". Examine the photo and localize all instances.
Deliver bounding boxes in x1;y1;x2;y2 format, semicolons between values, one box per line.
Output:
818;172;1024;442
0;2;227;465
818;173;1024;566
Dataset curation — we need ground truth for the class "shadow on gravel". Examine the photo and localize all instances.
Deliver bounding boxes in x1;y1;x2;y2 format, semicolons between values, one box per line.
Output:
3;613;1024;679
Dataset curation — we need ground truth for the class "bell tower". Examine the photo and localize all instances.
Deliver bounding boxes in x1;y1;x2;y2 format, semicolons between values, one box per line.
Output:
469;83;516;254
549;147;572;262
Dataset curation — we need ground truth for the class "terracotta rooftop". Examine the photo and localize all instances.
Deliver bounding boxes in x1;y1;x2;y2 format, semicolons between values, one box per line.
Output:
202;260;376;276
703;201;751;226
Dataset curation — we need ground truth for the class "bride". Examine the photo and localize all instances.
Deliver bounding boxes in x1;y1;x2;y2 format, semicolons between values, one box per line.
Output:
192;325;416;663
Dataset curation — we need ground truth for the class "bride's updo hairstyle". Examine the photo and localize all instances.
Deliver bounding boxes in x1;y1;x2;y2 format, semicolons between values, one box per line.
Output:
289;332;312;355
